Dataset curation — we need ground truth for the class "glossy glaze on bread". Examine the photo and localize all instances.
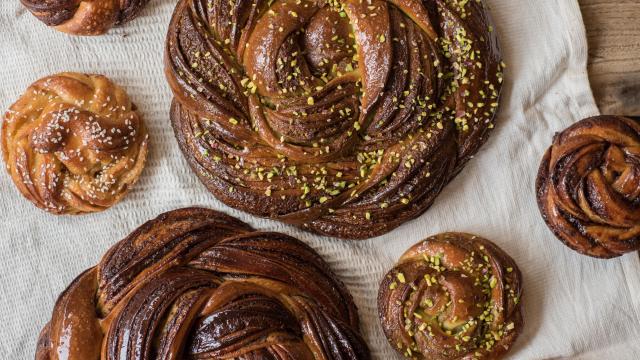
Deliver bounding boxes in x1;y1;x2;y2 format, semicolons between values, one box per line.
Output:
165;0;504;239
1;73;148;214
35;207;369;359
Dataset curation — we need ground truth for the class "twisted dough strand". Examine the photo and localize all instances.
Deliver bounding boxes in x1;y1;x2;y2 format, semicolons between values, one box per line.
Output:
165;0;504;239
536;115;640;258
21;0;150;35
36;207;369;360
2;73;148;214
378;233;523;359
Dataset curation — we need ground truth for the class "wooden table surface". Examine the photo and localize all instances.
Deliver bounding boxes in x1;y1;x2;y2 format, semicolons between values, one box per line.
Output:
579;1;640;261
579;0;640;116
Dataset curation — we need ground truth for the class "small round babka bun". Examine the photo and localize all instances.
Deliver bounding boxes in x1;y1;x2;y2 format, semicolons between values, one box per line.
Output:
20;0;150;35
2;72;148;215
165;0;504;239
536;115;640;258
378;233;523;359
35;207;370;360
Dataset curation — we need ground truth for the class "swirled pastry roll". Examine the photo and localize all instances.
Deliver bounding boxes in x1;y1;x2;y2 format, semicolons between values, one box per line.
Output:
378;233;523;359
35;207;369;360
21;0;150;35
536;115;640;258
2;73;148;215
165;0;504;239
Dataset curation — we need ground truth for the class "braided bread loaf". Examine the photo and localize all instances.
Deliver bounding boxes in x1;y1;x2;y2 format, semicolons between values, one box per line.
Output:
536;115;640;258
36;207;369;359
21;0;150;35
378;233;523;359
2;73;148;214
165;0;504;239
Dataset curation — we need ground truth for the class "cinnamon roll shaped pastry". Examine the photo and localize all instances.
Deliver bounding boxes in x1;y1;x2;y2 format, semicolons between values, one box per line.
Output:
21;0;150;35
536;115;640;258
165;0;504;239
35;207;369;360
378;233;523;359
2;73;148;215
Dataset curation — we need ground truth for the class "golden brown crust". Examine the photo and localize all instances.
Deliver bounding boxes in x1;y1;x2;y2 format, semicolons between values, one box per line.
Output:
36;207;369;360
1;72;148;215
20;0;150;35
536;115;640;258
164;0;504;239
378;233;523;359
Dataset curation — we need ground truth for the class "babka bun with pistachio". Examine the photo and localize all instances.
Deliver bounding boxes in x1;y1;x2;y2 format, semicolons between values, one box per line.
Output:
378;233;523;359
165;0;504;239
21;0;151;35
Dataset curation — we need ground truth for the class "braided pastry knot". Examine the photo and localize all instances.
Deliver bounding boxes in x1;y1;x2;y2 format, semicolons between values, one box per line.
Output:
36;207;369;360
378;233;523;359
165;0;504;239
20;0;150;35
536;115;640;258
2;73;148;214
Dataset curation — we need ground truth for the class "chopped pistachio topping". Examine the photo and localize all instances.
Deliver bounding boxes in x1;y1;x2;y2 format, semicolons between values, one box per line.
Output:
397;273;406;283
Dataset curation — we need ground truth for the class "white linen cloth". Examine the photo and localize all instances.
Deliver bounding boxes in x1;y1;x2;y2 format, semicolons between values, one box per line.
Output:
1;0;639;358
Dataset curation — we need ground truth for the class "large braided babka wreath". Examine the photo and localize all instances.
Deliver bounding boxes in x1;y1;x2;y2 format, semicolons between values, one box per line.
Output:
536;115;640;258
21;0;150;35
36;207;369;359
1;73;148;214
378;233;523;359
165;0;504;239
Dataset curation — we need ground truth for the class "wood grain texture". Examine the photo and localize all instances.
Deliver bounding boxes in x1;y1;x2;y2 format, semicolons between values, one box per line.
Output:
579;0;640;116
